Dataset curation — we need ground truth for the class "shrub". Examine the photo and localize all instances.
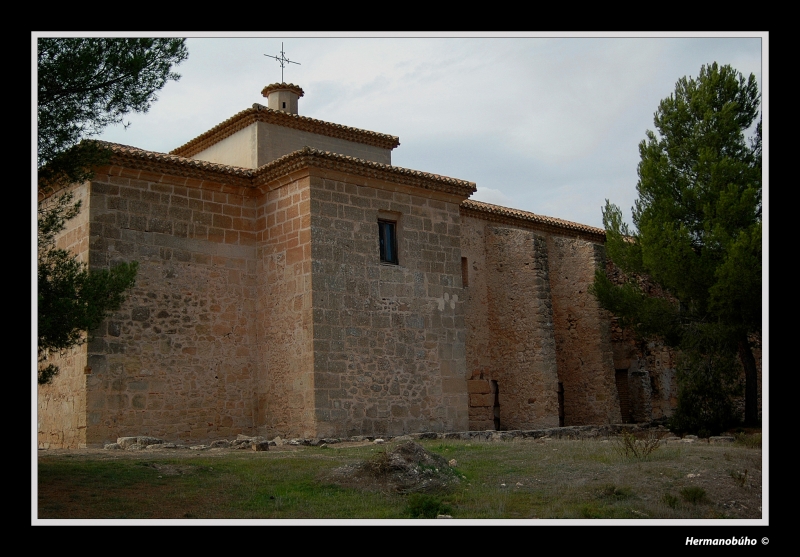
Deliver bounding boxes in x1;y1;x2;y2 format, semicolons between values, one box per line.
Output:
404;493;452;519
662;493;679;509
668;326;744;435
730;469;748;488
614;429;662;459
734;432;762;449
680;486;708;505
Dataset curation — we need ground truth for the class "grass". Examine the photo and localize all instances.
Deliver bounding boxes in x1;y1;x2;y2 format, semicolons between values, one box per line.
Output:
404;493;452;518
662;493;680;509
734;432;762;449
37;435;763;520
680;486;708;505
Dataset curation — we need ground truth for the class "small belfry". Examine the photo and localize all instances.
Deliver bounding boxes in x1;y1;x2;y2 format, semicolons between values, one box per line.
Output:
261;82;304;115
262;43;304;115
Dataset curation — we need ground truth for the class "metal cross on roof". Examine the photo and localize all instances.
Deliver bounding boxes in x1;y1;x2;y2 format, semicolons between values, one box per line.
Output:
264;42;300;83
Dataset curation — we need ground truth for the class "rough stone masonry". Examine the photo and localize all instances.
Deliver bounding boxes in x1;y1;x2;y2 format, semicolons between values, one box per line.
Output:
38;83;695;449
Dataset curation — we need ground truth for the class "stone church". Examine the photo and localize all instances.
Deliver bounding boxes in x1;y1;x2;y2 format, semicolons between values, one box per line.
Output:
38;83;679;448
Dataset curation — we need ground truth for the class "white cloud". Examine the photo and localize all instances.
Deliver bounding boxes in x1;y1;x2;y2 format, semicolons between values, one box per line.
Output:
90;34;764;229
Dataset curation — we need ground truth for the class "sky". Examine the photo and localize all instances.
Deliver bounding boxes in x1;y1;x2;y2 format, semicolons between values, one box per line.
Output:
84;33;766;230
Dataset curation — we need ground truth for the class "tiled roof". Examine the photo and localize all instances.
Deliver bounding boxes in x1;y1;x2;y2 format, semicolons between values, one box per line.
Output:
261;82;305;98
170;104;401;158
45;143;599;240
460;199;606;242
97;140;256;188
76;141;475;198
254;147;476;197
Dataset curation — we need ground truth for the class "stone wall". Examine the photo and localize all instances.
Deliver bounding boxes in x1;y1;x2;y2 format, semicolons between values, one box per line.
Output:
461;216;560;430
37;183;91;449
79;166;260;446
309;174;468;437
40;155;684;448
547;237;621;425
459;215;492;430
256;176;316;439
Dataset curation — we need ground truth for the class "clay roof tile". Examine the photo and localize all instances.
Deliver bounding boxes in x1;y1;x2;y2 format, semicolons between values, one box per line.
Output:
460;199;606;242
170;105;400;158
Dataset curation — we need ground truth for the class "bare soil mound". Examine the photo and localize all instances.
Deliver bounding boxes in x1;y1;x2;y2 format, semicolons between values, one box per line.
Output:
330;441;460;494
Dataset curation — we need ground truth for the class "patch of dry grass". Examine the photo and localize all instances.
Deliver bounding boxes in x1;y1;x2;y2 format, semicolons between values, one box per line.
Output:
37;434;763;520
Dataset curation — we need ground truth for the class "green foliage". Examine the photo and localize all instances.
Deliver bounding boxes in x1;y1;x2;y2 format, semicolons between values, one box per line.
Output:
37;193;138;383
591;259;681;346
593;62;762;427
600;200;643;276
37;141;112;196
403;493;452;518
680;486;708;505
668;324;744;435
37;38;186;382
733;432;762;449
37;38;188;186
662;493;679;509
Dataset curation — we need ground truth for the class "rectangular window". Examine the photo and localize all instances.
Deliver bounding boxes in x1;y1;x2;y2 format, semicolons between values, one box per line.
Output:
461;257;469;287
378;219;398;264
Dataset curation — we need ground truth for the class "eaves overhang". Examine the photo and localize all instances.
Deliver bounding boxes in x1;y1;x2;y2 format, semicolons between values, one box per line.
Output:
460;199;606;243
170;104;401;158
46;141;475;201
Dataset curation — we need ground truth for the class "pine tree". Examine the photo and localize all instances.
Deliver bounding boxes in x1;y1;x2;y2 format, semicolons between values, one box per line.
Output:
592;63;762;429
37;193;139;384
37;38;188;383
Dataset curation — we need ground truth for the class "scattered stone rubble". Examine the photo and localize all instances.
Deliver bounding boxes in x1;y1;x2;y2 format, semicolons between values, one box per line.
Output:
101;423;735;452
104;434;278;451
331;440;460;493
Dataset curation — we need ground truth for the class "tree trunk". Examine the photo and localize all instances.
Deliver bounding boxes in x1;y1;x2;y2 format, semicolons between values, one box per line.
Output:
737;335;759;427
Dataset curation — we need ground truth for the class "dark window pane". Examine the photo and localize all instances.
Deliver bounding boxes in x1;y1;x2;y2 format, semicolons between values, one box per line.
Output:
378;220;398;264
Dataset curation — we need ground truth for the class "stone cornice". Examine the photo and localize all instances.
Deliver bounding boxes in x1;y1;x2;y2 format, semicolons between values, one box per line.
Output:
253;147;477;198
460;199;606;243
42;142;475;201
169;104;401;158
98;141;256;188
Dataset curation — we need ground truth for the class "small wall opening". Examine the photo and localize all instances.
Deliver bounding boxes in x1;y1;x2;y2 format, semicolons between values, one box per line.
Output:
615;369;632;423
491;380;500;430
461;257;469;287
